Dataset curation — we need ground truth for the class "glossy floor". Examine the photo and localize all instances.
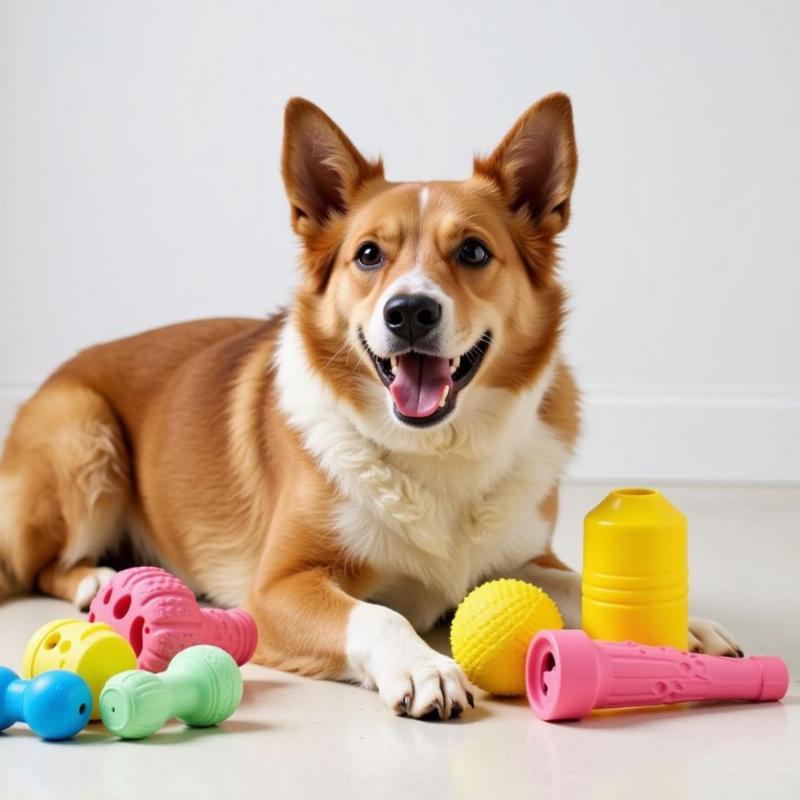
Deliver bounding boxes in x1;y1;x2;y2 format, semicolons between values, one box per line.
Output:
0;485;798;800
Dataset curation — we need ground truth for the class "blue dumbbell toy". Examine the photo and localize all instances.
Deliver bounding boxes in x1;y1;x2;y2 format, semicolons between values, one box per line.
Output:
0;666;92;740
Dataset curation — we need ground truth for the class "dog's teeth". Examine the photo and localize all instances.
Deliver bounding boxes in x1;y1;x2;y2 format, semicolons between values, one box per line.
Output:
450;356;460;374
390;356;398;374
439;385;450;408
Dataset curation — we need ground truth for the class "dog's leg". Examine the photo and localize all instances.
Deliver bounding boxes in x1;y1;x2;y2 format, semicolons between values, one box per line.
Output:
0;381;128;608
345;601;473;719
38;560;118;611
689;618;743;657
513;559;743;657
509;552;582;629
249;566;471;720
509;486;743;656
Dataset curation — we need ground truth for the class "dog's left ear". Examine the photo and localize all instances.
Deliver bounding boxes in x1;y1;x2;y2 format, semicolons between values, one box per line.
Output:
474;93;577;235
281;98;383;238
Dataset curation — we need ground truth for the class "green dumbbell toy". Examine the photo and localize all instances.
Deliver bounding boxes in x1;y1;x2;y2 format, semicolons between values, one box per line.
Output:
99;645;243;739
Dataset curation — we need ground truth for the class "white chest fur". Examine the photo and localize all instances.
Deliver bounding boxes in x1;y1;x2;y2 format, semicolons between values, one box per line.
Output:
274;317;571;631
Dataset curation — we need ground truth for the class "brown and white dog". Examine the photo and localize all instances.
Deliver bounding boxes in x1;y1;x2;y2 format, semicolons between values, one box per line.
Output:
0;94;741;719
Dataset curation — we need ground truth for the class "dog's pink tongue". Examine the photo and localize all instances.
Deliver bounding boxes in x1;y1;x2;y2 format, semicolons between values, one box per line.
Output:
390;354;453;418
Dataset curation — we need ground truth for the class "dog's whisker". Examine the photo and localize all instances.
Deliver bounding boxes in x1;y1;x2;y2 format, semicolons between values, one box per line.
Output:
321;339;367;376
322;341;350;370
478;332;507;361
344;342;363;372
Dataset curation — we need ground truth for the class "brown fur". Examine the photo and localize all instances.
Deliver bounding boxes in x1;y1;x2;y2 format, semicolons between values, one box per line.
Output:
0;94;580;685
38;559;107;602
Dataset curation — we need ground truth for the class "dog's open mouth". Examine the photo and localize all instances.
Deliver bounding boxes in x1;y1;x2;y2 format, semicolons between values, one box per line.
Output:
359;331;491;427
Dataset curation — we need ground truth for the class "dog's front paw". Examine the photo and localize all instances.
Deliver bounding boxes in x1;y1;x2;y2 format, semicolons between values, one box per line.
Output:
74;567;117;611
689;617;743;657
376;651;473;721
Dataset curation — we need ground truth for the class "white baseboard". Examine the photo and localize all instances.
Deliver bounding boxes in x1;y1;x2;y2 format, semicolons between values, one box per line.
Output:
1;381;797;483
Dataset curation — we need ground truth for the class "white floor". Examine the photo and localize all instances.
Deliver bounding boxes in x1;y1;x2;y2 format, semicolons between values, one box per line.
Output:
0;484;798;800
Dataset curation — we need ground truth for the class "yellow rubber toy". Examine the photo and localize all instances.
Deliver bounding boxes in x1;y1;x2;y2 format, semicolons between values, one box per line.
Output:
583;488;689;650
22;619;137;720
450;579;563;696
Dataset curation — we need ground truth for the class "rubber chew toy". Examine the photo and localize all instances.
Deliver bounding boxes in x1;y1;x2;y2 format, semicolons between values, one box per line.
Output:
526;630;789;721
99;645;243;739
89;566;257;672
450;579;563;695
22;619;137;719
583;488;688;649
0;667;92;740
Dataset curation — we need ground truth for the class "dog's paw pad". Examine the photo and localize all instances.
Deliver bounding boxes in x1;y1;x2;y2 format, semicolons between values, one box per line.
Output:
689;617;742;657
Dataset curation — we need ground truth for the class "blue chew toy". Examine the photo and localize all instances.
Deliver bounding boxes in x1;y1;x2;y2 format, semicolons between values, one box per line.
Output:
0;666;92;740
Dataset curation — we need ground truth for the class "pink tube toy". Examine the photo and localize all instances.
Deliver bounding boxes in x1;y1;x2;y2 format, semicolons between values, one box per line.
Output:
88;567;257;672
526;629;788;721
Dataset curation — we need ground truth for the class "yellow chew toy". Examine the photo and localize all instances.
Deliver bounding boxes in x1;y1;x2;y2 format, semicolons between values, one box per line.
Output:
583;488;688;650
22;619;138;719
450;579;563;696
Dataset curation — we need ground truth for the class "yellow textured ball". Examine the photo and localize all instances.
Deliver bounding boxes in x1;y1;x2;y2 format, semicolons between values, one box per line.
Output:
450;579;564;696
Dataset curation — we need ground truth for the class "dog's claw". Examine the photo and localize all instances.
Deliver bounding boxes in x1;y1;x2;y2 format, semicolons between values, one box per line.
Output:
466;691;475;709
379;653;471;720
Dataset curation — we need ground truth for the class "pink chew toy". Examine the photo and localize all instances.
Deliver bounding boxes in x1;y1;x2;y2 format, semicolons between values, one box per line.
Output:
526;629;788;721
88;567;257;672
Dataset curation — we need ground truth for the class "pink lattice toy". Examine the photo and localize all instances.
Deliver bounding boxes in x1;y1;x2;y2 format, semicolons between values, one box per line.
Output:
526;629;788;721
88;567;257;672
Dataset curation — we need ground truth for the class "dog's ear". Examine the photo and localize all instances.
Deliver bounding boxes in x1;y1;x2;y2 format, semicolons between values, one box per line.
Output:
282;98;383;237
474;93;577;235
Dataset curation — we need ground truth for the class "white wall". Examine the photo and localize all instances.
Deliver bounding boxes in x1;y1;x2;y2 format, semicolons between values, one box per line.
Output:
1;0;798;482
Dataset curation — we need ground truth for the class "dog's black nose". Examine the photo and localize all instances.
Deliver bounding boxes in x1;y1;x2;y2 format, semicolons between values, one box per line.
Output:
383;294;442;343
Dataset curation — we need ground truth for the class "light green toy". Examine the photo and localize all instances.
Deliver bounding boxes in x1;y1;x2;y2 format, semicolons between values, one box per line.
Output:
99;645;243;739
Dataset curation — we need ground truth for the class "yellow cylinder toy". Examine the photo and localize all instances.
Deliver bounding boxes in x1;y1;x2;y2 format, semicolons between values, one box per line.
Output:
582;488;688;649
22;619;137;719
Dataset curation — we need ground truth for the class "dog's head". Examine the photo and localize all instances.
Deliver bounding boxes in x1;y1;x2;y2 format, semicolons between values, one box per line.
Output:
282;95;577;440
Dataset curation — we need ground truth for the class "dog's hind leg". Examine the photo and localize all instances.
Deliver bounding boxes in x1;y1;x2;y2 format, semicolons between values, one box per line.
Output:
38;560;119;611
510;552;582;629
0;381;129;608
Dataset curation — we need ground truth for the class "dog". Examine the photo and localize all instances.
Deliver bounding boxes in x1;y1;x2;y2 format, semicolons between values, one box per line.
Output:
0;94;741;719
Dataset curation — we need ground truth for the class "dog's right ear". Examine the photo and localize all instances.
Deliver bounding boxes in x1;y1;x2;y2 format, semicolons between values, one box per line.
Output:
281;98;383;238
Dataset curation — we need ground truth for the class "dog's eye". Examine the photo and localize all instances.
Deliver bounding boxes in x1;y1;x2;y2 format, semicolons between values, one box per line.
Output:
457;238;491;267
355;242;383;270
